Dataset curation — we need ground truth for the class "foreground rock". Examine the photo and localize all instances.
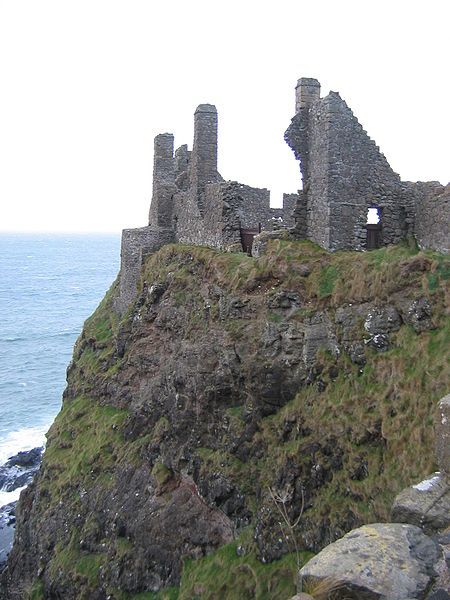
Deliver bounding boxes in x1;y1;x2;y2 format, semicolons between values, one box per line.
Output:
391;472;450;534
299;523;440;599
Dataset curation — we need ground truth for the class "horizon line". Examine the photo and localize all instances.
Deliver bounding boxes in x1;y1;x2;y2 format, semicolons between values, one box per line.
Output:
0;229;123;235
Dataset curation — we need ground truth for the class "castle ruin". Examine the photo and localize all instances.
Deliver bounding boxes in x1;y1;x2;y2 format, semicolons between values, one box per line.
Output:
285;78;449;253
117;77;449;312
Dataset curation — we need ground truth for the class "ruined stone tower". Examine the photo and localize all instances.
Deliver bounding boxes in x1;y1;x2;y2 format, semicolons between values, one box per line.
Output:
286;78;408;251
285;78;449;253
189;104;219;212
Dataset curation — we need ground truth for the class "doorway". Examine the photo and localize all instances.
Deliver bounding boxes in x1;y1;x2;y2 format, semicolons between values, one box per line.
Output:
366;206;382;249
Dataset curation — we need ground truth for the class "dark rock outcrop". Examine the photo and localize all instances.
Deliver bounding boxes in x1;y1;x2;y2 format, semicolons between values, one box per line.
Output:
2;242;449;598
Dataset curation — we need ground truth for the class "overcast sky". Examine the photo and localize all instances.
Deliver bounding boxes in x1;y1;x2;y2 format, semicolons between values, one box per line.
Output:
0;0;448;233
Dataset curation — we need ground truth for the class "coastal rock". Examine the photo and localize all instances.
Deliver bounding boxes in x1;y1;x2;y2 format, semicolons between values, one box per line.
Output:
428;590;450;600
298;523;440;599
303;312;339;368
0;447;43;493
4;448;42;469
391;472;450;533
0;503;16;572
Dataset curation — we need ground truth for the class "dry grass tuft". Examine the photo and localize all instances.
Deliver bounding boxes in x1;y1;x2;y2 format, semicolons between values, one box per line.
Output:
301;575;348;599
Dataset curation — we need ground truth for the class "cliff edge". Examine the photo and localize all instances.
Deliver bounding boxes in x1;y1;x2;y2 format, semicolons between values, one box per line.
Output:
2;239;449;599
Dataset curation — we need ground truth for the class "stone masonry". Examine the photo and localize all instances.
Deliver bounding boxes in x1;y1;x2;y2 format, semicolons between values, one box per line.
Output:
285;77;449;253
117;103;297;312
117;77;448;312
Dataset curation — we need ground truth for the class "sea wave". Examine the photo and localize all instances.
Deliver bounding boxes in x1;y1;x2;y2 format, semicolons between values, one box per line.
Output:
0;485;26;508
0;425;48;466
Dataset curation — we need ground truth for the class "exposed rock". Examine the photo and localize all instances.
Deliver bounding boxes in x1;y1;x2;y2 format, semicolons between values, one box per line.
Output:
363;305;401;335
3;448;43;469
0;448;43;493
347;341;366;365
3;243;449;598
268;290;302;310
303;312;339;368
0;504;16;573
391;472;450;534
435;394;450;476
299;523;440;599
365;332;390;352
396;296;434;333
428;590;450;600
363;305;401;352
335;304;368;340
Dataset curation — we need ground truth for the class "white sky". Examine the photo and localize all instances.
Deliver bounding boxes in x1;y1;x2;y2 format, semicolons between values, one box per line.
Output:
0;0;448;233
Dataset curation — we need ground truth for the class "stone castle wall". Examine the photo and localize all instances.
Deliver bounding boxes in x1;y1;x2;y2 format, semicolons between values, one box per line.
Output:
118;103;296;310
407;182;449;253
118;76;448;312
324;92;406;251
286;77;448;254
286;79;408;251
116;226;175;314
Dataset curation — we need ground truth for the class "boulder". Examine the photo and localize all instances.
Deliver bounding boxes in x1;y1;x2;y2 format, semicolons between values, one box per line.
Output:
435;394;450;476
391;472;450;533
298;523;440;599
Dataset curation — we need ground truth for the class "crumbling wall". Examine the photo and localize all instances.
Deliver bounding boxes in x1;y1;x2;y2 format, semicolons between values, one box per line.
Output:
148;133;176;228
406;182;449;253
288;191;307;237
281;193;298;229
189;104;221;215
117;226;175;314
286;79;411;251
285;79;330;247
224;182;270;228
324;93;407;251
174;184;228;249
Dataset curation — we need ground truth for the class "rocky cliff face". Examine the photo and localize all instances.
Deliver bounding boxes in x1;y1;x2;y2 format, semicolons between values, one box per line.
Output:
2;240;449;599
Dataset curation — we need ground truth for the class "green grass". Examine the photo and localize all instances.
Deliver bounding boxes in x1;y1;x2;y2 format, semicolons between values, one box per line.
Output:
175;530;312;600
318;265;339;297
43;395;128;492
27;580;45;600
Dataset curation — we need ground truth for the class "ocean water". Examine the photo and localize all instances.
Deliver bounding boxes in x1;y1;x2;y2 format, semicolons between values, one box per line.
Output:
0;233;120;506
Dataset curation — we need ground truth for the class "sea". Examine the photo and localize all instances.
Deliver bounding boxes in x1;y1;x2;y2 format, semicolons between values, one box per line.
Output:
0;233;121;508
